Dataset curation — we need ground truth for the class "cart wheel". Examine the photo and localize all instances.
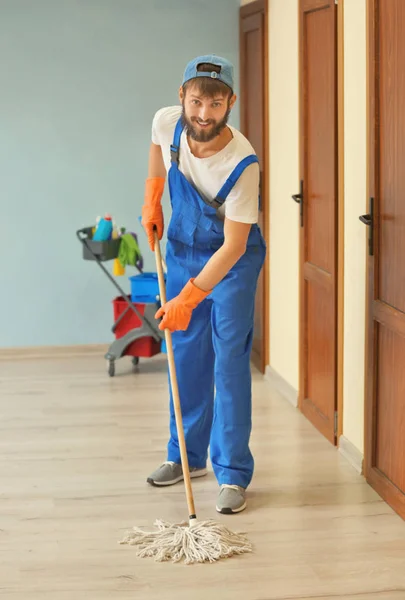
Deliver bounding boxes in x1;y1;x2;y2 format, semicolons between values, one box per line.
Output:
132;356;139;367
108;360;115;377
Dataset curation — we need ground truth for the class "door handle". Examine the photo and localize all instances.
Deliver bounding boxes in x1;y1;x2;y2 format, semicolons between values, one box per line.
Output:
359;214;372;226
292;180;304;227
359;197;374;256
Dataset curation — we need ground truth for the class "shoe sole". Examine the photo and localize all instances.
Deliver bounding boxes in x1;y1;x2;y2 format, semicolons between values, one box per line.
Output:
147;468;207;487
216;500;247;515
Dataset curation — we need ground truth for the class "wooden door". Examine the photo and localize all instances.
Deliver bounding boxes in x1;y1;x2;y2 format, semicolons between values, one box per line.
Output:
240;0;269;374
364;0;405;520
297;0;338;444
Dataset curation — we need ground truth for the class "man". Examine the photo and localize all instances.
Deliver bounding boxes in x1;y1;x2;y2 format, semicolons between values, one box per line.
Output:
141;55;266;514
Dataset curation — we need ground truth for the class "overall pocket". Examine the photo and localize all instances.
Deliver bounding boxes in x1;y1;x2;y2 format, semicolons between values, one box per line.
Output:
167;213;197;247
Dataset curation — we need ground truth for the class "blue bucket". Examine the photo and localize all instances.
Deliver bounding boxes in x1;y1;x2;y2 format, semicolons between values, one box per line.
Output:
129;272;167;304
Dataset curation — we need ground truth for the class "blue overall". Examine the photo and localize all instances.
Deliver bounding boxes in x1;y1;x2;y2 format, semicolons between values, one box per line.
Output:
165;118;266;489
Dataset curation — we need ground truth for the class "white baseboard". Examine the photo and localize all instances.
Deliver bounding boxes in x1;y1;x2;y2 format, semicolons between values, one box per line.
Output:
338;435;364;475
264;367;364;476
0;344;109;361
265;365;298;408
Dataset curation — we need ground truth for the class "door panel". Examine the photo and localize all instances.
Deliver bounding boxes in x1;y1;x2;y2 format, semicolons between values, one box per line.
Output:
365;0;405;520
378;1;405;313
307;281;335;417
306;7;335;274
376;326;405;492
240;0;268;373
298;0;337;444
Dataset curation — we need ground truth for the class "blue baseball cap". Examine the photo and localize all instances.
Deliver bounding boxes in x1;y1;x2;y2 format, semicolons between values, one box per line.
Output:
182;54;234;91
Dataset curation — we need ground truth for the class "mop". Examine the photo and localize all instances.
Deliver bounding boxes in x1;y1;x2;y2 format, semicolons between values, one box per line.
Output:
119;231;253;564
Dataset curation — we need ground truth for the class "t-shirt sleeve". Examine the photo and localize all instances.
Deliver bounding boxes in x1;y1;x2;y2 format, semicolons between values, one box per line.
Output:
224;162;260;224
151;106;181;145
150;106;182;173
151;108;166;145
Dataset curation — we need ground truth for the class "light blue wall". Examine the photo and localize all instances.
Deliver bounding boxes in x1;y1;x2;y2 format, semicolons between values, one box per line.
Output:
0;0;240;347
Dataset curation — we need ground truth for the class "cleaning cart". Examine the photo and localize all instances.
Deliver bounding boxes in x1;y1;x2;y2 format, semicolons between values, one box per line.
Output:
76;226;165;376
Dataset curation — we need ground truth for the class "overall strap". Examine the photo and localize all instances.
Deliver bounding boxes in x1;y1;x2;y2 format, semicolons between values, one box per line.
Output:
214;155;259;207
170;118;184;165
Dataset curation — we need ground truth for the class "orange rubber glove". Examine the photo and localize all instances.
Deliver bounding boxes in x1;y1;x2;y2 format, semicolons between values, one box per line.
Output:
141;177;165;251
155;279;211;332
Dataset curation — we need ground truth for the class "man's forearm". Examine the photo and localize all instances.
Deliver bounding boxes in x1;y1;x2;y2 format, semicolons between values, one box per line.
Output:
193;243;246;292
148;142;166;179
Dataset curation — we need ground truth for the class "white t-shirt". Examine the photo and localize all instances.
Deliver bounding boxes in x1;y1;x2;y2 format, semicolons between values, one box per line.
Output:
151;106;259;224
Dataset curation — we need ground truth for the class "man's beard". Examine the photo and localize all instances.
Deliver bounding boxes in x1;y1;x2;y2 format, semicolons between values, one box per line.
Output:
181;104;231;143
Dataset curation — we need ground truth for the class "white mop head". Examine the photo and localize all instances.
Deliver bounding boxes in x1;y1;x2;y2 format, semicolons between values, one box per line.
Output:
119;518;253;564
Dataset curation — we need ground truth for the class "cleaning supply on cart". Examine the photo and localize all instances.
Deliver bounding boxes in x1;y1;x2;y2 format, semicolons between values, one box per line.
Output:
131;233;143;271
93;214;113;241
118;233;143;270
113;258;126;276
133;233;144;271
92;216;101;237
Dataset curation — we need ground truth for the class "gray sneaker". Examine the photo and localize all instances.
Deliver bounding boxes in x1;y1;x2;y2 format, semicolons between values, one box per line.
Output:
216;484;247;514
147;461;207;487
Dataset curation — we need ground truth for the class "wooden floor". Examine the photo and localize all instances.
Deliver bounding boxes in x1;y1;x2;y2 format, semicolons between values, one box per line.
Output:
1;353;405;600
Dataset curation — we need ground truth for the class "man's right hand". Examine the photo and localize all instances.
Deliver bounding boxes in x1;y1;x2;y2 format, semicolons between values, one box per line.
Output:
141;177;165;251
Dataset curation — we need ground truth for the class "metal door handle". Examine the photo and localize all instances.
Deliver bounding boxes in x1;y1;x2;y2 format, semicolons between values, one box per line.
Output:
292;180;304;227
359;197;374;256
359;214;372;226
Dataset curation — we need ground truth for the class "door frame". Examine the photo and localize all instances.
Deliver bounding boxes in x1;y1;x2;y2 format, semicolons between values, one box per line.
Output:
364;0;375;483
239;0;270;374
337;0;345;441
297;0;345;443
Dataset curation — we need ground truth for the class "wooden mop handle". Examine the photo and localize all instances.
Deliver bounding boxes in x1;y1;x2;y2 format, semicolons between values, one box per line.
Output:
153;231;197;521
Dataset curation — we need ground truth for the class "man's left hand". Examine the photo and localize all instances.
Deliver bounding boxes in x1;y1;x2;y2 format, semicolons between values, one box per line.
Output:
155;279;211;333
